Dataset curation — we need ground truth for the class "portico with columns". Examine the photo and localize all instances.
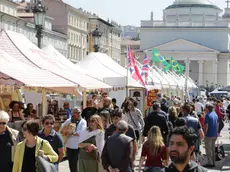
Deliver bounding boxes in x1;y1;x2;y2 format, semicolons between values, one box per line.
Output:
140;0;230;87
144;38;225;86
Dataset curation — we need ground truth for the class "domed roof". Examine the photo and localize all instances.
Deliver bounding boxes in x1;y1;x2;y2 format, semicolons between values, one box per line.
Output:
165;0;221;10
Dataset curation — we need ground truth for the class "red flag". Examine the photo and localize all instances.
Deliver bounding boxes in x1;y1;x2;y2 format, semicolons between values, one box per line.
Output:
127;46;145;86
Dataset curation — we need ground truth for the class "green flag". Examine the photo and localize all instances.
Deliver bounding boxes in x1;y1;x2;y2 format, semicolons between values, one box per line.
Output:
152;49;171;72
152;49;161;62
170;57;185;74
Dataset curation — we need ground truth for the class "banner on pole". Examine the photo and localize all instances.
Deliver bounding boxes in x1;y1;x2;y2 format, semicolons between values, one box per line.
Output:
147;89;159;106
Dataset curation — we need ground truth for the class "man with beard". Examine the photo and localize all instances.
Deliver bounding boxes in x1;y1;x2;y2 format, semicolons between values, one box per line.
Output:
97;97;113;122
164;126;208;172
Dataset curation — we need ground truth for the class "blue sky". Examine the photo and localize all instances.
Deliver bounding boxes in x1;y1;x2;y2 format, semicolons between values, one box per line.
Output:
64;0;226;26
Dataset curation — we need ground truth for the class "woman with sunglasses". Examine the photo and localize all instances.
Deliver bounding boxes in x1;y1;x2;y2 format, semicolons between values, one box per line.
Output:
13;120;58;172
0;111;19;172
38;115;64;171
78;115;105;172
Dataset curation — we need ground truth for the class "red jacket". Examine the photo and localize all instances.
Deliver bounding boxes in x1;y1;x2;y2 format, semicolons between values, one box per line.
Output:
215;105;224;119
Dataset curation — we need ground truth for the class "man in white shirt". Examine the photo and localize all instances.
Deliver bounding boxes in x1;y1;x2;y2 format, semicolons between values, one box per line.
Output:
195;99;204;115
224;98;230;109
59;107;87;172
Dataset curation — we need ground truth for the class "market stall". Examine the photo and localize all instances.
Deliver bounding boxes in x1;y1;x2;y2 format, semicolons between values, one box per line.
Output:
0;30;113;130
0;49;80;130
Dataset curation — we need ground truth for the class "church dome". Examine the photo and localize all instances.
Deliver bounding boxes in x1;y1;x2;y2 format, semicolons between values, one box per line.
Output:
166;0;221;10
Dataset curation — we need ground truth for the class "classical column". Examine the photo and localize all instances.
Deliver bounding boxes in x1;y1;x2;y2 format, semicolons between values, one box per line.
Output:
198;60;204;86
184;59;190;101
212;60;218;85
184;59;190;77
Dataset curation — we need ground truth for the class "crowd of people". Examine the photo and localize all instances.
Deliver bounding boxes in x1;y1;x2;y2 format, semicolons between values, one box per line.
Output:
0;92;228;172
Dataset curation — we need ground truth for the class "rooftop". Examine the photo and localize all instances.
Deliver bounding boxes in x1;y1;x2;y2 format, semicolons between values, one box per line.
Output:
165;0;221;10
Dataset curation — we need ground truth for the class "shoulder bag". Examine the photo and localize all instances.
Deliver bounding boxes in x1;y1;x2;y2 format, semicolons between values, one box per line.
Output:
37;140;57;172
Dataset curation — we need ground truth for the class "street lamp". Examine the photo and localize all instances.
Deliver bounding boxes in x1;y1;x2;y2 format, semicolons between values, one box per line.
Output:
32;0;46;48
92;26;102;52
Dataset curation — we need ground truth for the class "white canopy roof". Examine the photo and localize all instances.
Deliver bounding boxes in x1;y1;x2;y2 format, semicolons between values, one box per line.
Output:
0;30;111;90
210;89;227;94
75;52;144;88
0;49;82;94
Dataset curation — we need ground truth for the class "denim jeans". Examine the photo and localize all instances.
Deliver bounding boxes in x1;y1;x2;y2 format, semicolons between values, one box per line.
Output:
66;148;79;172
144;166;162;172
53;162;59;172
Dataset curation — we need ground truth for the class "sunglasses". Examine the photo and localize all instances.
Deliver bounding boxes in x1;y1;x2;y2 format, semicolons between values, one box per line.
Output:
89;119;96;123
45;122;54;125
0;122;6;126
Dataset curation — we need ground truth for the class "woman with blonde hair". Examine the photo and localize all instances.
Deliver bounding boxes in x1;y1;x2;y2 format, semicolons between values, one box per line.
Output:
78;115;105;172
168;106;178;128
138;126;168;172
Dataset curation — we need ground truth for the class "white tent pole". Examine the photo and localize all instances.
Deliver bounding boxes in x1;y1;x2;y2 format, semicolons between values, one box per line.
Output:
42;88;47;116
185;58;190;102
126;44;129;97
83;88;87;109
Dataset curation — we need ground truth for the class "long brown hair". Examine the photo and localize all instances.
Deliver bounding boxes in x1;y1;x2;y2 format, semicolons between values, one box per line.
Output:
88;114;104;132
145;126;164;156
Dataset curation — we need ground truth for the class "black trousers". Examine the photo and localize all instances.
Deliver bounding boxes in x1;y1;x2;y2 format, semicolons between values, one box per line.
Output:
66;148;79;172
135;130;140;141
218;118;224;133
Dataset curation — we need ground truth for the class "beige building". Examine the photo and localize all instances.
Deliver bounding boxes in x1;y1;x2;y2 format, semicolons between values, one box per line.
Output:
44;0;122;63
0;0;67;55
44;0;89;63
89;18;122;63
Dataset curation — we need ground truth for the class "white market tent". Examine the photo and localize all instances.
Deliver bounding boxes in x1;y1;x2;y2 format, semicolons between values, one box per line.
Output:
135;60;165;89
75;52;144;88
0;49;79;94
0;30;112;90
210;89;227;94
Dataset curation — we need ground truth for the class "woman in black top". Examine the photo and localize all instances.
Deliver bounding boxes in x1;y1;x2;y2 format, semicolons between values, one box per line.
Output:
13;120;58;172
23;103;36;119
21;145;36;172
168;106;178;128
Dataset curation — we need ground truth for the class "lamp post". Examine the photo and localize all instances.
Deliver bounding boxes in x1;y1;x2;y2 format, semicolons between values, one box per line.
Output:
32;0;46;48
92;26;102;52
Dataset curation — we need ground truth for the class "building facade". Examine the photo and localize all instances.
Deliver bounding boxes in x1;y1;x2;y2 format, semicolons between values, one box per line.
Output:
120;39;140;67
43;0;88;63
0;0;67;56
89;18;122;64
140;0;230;87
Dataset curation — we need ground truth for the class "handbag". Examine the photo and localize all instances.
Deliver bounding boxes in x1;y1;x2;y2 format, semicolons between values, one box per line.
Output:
144;167;153;172
37;140;57;172
215;139;225;161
